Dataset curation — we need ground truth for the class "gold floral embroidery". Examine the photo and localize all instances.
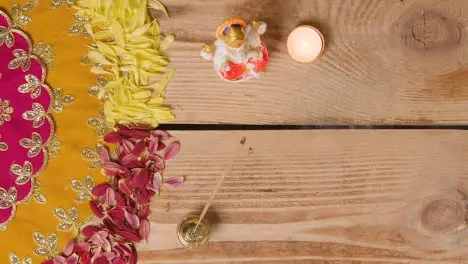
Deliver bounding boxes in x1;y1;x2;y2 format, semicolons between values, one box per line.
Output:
0;187;17;209
0;135;7;151
50;0;75;8
54;206;82;235
33;232;60;259
87;76;109;99
19;132;43;158
81;144;103;170
69;175;95;202
10;161;33;185
87;110;113;137
0;99;13;126
18;75;45;99
0;25;14;47
8;49;32;72
68;14;90;36
8;253;32;264
52;88;75;113
32;180;46;204
22;103;46;128
80;54;91;66
11;0;34;28
32;43;55;69
45;136;61;158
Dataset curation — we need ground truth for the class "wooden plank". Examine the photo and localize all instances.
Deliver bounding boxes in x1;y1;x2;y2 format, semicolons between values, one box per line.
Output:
155;0;468;125
139;130;468;263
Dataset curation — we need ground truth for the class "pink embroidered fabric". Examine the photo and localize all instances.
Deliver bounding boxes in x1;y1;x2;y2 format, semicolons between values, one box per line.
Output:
0;10;54;226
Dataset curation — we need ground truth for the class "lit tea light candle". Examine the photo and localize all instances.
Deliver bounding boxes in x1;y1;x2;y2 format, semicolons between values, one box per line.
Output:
287;26;325;63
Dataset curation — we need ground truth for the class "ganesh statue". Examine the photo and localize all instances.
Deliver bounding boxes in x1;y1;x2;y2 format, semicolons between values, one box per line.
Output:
200;18;269;82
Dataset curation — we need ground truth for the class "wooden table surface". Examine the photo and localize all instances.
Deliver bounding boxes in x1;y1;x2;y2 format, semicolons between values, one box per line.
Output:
143;0;468;263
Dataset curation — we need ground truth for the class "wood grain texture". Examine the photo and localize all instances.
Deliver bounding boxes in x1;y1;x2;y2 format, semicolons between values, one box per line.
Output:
153;0;468;125
139;130;468;263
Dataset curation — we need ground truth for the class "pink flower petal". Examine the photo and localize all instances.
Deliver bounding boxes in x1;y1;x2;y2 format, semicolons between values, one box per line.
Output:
138;204;150;219
103;132;122;143
99;146;110;163
82;225;100;238
112;258;126;264
65;255;79;264
132;140;146;157
117;230;140;242
149;154;165;170
125;211;140;229
90;200;105;218
63;239;75;256
102;251;116;260
75;242;91;252
102;162;123;177
107;208;125;220
153;172;162;193
121;139;134;154
92;183;111;197
117;126;149;139
126;123;152;130
164;177;184;187
121;153;137;164
163;142;180;160
105;188;116;207
147;138;159;154
54;256;66;264
42;260;55;264
151;130;170;140
157;142;166;151
131;167;149;188
129;247;137;264
118;179;133;197
139;219;150;241
93;256;107;264
114;191;126;207
78;251;91;263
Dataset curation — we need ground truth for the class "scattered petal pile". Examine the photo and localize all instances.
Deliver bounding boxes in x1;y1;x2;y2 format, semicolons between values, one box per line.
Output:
75;0;176;127
43;125;181;264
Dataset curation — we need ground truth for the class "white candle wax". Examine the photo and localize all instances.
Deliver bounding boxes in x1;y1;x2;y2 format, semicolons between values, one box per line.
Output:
287;26;324;63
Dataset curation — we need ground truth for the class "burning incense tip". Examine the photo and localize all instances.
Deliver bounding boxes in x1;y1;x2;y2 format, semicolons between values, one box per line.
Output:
240;136;247;144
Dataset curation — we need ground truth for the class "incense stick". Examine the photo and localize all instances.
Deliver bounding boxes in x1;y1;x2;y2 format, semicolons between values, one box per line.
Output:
194;136;247;231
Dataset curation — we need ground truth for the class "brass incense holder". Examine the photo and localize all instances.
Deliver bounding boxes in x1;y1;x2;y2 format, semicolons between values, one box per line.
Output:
177;214;211;249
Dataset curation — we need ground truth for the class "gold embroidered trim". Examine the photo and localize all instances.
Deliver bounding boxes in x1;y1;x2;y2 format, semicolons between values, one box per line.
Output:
8;49;32;72
0;25;14;48
69;175;95;202
53;206;81;236
68;14;90;36
0;135;8;151
50;0;75;8
8;253;32;264
0;99;13;126
11;0;34;28
32;43;55;69
19;132;43;158
18;74;45;99
10;161;33;185
51;88;75;113
22;103;46;128
45;136;61;159
32;179;46;204
0;187;17;209
87;76;109;99
87;110;112;137
80;144;103;170
33;232;60;259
